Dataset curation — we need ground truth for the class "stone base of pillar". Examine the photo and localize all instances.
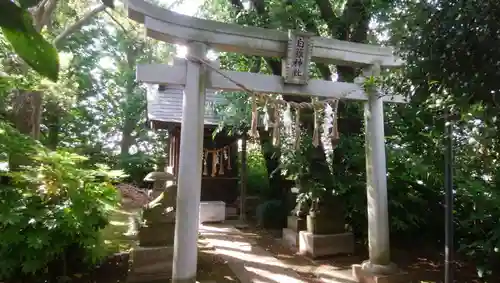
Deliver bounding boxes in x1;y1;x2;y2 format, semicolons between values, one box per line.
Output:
128;246;174;283
234;222;249;229
352;261;409;283
170;277;197;283
298;231;354;258
171;280;215;283
282;228;299;250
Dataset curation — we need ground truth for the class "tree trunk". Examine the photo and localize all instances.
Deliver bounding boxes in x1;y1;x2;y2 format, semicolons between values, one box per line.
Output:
6;1;108;156
119;44;140;162
258;129;283;199
9;91;43;170
46;116;60;150
45;102;62;150
314;0;372;179
245;55;286;197
120;120;135;157
229;0;336;194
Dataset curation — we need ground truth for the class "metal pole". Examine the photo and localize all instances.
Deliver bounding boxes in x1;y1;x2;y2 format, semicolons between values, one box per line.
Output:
444;114;454;283
239;134;247;224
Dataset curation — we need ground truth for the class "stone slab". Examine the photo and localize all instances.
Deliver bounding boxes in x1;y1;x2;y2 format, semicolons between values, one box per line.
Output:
352;264;410;283
298;231;354;258
282;228;299;250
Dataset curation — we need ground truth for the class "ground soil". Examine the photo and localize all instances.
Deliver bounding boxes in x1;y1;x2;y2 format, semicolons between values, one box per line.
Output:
237;224;485;283
68;211;240;283
7;248;239;283
84;249;240;283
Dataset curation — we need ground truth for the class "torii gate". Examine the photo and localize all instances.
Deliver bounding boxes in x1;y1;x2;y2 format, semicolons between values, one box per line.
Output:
125;1;407;282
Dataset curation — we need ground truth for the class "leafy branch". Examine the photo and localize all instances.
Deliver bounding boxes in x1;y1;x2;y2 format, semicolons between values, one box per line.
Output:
0;0;112;82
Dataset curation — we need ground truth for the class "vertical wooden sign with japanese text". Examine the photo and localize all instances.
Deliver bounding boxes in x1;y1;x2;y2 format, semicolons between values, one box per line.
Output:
282;30;313;85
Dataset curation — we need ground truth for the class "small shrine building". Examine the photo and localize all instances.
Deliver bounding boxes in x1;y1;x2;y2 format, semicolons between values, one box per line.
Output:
145;79;242;208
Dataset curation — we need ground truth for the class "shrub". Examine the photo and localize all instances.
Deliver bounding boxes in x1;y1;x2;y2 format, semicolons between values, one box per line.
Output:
256;200;286;229
0;122;123;281
245;147;270;197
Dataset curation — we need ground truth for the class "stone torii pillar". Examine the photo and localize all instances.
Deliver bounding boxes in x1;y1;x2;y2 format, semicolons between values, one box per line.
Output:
352;63;408;282
171;42;208;283
363;64;391;267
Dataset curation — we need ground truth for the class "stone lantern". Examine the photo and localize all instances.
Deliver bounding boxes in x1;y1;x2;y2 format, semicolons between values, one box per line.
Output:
128;171;178;282
139;171;177;246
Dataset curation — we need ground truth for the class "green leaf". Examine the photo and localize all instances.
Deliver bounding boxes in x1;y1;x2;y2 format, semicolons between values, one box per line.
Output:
18;0;43;8
0;1;28;32
1;11;60;81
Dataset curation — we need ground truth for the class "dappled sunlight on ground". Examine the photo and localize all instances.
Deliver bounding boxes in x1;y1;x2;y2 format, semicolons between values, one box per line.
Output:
200;223;356;283
239;224;484;283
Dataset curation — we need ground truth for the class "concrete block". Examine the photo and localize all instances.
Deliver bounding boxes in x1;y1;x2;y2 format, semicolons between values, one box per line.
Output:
200;201;226;223
352;264;410;283
298;231;354;258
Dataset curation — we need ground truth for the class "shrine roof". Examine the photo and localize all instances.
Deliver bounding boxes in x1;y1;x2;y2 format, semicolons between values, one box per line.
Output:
145;84;224;126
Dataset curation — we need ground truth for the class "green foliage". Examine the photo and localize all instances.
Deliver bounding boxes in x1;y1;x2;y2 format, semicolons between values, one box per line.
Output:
245;147;270;197
18;0;43;9
0;1;30;32
0;0;59;81
204;1;500;279
213;90;252;136
1;0;499;279
118;152;156;184
388;0;500;277
0;121;122;280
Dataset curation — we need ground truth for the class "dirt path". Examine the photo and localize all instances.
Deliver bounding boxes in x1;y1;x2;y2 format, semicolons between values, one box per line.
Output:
238;224;483;283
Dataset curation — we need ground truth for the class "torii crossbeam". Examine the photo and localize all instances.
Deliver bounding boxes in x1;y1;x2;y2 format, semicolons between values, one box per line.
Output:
125;0;407;282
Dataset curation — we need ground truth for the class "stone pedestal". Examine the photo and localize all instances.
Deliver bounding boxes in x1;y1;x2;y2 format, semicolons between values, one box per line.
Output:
296;207;354;258
128;246;174;283
128;172;177;282
352;262;410;283
298;231;354;258
282;228;299;250
282;216;306;250
138;222;176;246
287;215;306;231
307;214;346;234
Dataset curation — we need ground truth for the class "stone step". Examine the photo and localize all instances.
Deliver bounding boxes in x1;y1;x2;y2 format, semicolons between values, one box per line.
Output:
132;261;173;274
